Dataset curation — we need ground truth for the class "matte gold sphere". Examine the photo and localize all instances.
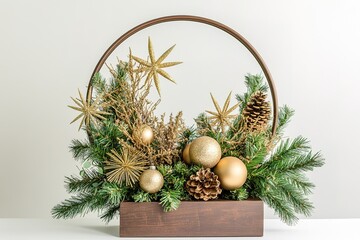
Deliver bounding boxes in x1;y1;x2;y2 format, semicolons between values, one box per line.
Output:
182;143;192;165
139;125;154;145
139;166;164;193
189;136;221;168
214;156;247;190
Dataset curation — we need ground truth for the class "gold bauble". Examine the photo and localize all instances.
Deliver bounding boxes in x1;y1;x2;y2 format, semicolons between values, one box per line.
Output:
214;156;247;190
182;143;192;165
139;166;164;193
137;125;154;145
189;136;221;168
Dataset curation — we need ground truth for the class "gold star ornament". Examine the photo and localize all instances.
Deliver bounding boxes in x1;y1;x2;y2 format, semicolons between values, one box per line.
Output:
206;92;240;133
132;37;182;96
104;148;146;187
68;90;110;130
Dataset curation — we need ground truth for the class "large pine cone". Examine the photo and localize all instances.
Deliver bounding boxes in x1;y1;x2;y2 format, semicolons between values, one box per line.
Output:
186;168;222;201
242;91;271;131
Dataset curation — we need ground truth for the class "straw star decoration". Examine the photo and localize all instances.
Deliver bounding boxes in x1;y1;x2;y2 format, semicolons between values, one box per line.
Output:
132;37;182;96
68;90;110;130
104;148;146;187
206;92;240;133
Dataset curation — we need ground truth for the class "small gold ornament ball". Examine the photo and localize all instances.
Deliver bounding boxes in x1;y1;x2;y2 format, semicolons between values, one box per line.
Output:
139;166;164;193
214;156;248;190
139;125;154;145
189;136;221;168
182;143;192;165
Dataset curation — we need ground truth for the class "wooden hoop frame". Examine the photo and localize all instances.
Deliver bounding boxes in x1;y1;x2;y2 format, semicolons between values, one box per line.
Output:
86;15;278;135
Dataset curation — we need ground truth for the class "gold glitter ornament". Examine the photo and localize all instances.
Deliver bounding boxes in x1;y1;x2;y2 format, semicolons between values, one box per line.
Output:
182;143;192;165
214;156;247;190
139;166;164;193
134;125;154;145
189;136;221;168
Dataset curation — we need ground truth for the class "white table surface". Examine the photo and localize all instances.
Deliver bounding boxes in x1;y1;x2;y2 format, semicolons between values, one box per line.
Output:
0;218;359;239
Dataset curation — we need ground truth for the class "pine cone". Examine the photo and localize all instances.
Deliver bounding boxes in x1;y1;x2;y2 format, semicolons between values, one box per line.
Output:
186;168;222;201
242;91;271;131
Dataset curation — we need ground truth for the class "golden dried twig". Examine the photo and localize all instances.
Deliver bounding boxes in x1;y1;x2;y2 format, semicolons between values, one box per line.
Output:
151;112;186;165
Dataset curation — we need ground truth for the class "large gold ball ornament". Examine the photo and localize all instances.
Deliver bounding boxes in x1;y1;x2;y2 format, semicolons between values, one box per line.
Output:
137;125;154;145
182;143;192;165
139;166;164;193
214;156;248;190
189;136;221;168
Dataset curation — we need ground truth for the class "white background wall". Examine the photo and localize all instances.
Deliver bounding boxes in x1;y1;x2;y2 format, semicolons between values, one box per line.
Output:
1;0;360;220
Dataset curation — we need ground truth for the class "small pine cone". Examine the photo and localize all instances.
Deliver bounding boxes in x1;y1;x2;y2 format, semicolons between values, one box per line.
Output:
242;91;271;131
186;168;222;201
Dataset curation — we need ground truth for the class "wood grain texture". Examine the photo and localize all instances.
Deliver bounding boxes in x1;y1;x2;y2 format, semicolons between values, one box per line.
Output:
120;200;263;237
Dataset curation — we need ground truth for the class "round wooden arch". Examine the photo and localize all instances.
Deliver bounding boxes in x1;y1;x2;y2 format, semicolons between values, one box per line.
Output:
86;15;278;135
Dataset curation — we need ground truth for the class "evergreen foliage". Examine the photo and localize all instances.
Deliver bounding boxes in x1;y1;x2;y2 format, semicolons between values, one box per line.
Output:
53;55;324;225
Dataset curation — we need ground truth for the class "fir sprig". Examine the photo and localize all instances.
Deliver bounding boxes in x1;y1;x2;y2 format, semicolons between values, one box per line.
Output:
159;189;182;212
100;206;120;223
249;137;324;225
52;192;100;219
276;105;295;135
69;139;91;161
98;182;128;205
222;187;249;201
91;72;107;95
65;174;102;193
132;190;154;202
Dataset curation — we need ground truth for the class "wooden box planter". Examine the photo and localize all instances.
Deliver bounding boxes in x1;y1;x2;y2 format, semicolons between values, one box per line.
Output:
119;199;264;237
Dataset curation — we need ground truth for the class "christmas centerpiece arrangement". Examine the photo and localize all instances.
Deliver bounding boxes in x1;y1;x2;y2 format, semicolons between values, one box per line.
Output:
52;36;324;227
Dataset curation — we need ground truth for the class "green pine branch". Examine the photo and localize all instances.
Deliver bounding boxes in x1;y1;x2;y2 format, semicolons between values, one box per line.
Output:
91;72;107;95
52;181;128;220
157;164;173;177
276;105;295;135
91;63;127;96
86;119;123;165
132;190;153;202
69;139;91;161
65;174;102;194
222;187;249;201
194;112;213;136
266;136;310;165
159;189;181;212
52;193;98;219
98;182;129;205
245;133;268;170
284;171;315;195
100;206;119;223
264;150;324;173
249;136;324;225
257;187;299;225
179;127;197;149
245;74;269;93
277;177;313;216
